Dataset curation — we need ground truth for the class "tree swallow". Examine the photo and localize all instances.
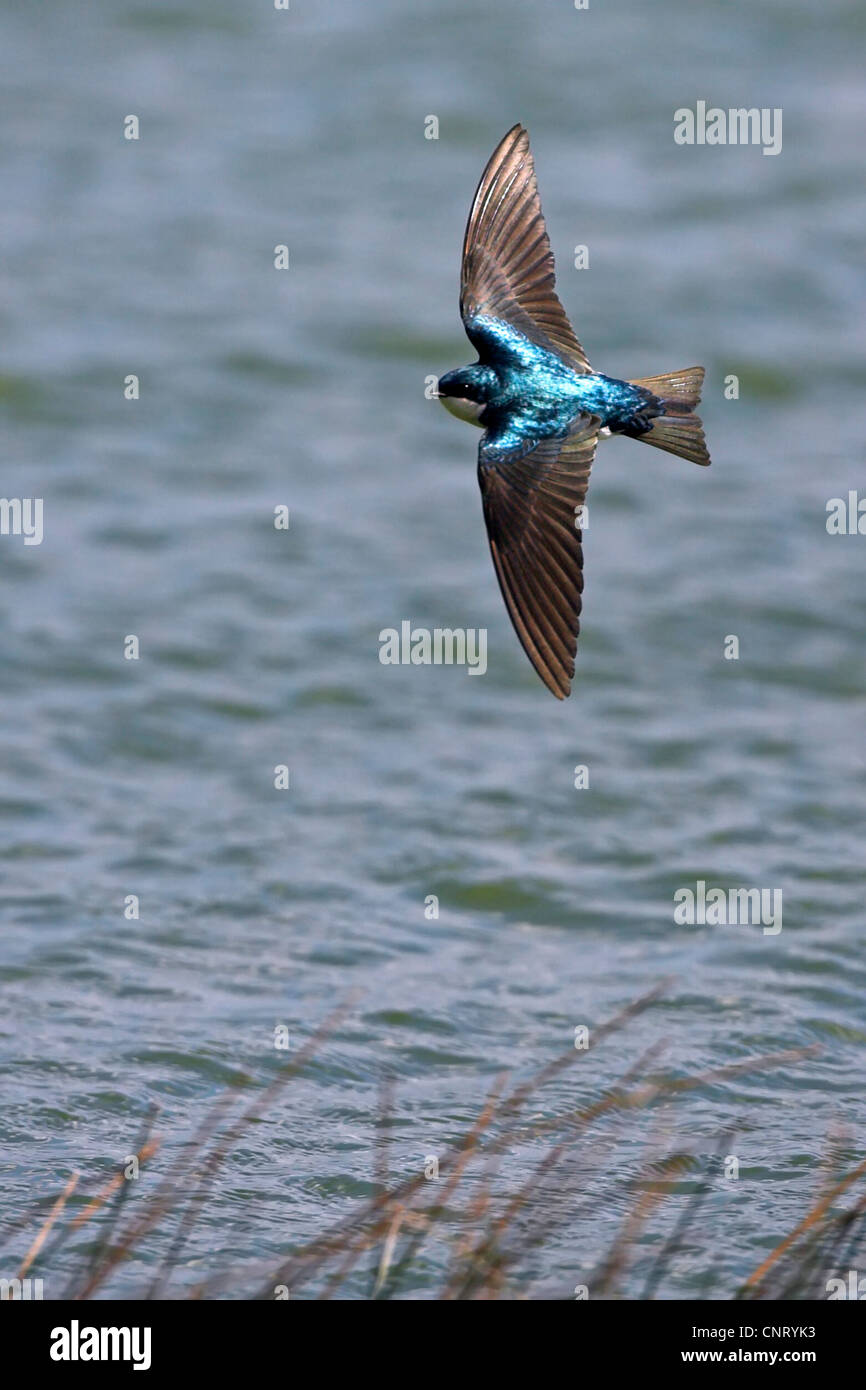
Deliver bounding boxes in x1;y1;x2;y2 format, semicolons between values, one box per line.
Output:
438;124;710;699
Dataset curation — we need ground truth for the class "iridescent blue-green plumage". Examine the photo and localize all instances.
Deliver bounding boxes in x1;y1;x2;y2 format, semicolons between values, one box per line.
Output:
440;315;659;460
437;123;710;698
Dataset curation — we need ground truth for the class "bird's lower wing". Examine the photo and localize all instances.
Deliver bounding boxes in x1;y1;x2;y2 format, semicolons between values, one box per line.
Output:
478;415;599;699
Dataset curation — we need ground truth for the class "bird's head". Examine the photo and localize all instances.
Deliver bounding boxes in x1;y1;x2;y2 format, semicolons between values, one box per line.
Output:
436;366;490;427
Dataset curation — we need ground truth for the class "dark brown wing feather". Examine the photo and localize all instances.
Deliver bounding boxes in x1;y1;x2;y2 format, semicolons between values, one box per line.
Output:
461;124;590;374
478;417;599;699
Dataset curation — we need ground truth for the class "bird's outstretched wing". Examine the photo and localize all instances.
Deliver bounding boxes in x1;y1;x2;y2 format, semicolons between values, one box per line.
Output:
461;124;590;374
478;415;599;699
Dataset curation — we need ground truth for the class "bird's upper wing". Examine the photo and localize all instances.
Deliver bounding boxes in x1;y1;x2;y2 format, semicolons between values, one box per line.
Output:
478;414;599;699
461;124;591;374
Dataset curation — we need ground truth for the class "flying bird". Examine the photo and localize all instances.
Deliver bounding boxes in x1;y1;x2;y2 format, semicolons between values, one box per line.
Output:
438;124;710;699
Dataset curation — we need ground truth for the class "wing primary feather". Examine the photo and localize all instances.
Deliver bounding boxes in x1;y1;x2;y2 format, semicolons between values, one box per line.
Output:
478;420;599;698
461;126;591;373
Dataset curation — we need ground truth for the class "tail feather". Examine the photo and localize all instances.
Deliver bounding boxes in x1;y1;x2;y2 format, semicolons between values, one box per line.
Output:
628;366;710;466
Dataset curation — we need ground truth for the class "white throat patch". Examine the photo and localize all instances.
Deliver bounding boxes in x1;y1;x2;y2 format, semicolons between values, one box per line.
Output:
439;394;485;427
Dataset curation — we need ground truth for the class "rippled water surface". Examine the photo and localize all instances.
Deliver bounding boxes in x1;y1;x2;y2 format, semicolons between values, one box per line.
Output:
1;0;864;1297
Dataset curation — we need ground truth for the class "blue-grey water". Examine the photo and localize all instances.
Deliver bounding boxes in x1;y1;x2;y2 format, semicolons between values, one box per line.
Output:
1;0;865;1298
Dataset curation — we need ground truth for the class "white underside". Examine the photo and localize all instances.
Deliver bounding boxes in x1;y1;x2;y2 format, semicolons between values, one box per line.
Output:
439;395;485;427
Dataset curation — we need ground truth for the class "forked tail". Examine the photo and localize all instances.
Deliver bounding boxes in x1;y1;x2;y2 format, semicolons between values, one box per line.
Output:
628;367;710;467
